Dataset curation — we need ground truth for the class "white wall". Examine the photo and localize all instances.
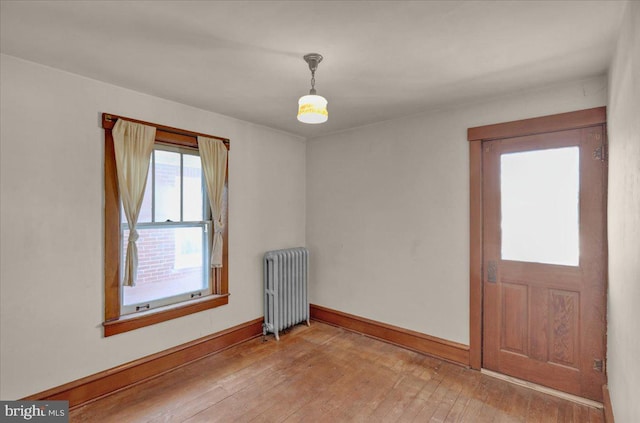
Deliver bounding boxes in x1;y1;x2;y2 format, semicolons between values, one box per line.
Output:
307;76;607;345
0;54;306;400
607;2;640;421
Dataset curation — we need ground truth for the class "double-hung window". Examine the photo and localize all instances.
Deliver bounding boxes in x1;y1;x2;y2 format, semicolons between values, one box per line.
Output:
102;114;229;337
121;145;212;314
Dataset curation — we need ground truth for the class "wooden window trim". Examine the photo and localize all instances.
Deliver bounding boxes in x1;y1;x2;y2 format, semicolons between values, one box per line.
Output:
466;106;606;370
102;113;230;337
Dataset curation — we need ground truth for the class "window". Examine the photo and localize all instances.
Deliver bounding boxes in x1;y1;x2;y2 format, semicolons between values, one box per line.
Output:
121;146;212;314
103;114;229;337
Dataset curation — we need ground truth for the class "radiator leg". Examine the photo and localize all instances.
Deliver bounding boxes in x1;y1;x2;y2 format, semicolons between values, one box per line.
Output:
306;319;310;327
275;331;280;341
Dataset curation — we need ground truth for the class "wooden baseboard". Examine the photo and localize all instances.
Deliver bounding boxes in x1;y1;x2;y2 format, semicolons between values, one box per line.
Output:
23;317;264;409
310;304;470;367
603;384;615;423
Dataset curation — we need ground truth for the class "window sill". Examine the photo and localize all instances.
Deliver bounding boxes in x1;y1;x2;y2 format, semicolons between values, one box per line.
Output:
103;294;229;337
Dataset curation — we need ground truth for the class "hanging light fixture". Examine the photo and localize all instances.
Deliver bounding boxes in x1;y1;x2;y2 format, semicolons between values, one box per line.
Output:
297;53;328;124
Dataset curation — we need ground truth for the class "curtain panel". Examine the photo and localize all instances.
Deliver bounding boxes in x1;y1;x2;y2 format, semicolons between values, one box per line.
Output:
198;136;228;268
112;119;156;286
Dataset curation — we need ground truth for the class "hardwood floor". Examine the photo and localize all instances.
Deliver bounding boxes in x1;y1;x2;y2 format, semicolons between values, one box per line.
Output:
70;322;603;422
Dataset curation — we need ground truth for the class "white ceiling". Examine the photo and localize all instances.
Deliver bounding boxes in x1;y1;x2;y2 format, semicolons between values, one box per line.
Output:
0;1;627;137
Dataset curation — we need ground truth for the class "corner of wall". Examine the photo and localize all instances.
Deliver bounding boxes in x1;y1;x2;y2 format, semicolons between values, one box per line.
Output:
605;1;640;422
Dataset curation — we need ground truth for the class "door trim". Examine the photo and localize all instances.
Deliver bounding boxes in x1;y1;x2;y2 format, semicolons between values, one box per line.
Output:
466;107;607;370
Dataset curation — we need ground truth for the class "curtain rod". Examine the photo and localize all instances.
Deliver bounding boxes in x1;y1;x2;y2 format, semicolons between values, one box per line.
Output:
102;113;230;148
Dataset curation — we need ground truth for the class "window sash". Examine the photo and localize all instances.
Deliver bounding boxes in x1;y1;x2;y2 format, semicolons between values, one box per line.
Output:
120;221;212;314
134;145;209;225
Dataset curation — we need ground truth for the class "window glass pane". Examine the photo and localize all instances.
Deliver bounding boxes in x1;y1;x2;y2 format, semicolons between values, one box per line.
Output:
139;163;153;223
122;225;208;306
501;147;579;266
174;226;204;268
183;154;204;221
154;150;180;222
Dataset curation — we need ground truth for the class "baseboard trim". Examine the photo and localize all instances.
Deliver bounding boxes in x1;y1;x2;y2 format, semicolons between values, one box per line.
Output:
603;384;615;422
22;317;264;409
310;304;469;367
482;369;603;409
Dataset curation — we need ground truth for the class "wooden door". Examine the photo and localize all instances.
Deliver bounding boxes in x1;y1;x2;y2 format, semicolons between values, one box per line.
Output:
482;126;607;401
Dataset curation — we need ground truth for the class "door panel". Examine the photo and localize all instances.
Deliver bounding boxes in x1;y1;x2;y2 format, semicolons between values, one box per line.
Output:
482;126;607;401
500;282;528;355
548;289;580;367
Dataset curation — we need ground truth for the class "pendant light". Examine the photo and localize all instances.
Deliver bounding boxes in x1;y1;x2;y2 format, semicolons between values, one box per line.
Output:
297;53;328;124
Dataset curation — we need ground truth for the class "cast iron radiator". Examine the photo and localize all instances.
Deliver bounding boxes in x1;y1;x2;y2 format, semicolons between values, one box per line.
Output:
263;247;310;340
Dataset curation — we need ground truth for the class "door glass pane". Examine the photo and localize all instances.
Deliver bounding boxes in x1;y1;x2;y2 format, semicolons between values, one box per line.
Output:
501;147;579;266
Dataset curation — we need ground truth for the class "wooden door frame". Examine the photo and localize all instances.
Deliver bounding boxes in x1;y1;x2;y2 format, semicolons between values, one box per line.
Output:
466;106;607;370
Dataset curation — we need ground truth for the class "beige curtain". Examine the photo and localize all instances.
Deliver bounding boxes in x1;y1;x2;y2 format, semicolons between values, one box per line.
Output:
198;136;227;268
113;119;156;286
